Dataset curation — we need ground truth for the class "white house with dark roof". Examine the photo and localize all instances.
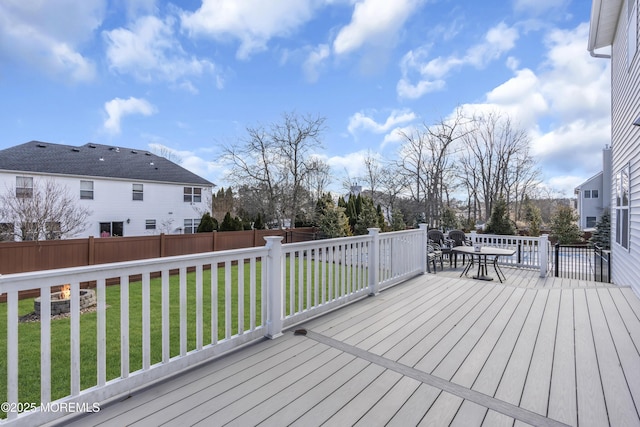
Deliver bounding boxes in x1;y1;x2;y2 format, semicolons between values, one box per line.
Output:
0;141;214;240
574;146;612;230
589;0;640;294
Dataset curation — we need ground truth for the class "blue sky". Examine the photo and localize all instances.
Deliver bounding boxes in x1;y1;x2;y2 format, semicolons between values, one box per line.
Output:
0;0;610;198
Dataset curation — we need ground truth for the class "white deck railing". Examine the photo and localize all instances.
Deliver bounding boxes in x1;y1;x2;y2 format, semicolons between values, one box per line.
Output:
467;232;550;277
0;227;427;426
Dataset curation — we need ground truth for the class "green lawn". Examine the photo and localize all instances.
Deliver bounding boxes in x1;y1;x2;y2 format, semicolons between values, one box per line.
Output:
0;257;359;417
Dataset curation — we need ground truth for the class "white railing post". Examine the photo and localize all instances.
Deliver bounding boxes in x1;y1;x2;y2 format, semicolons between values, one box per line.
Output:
264;236;284;339
419;224;428;274
539;234;549;277
368;228;380;295
470;230;477;244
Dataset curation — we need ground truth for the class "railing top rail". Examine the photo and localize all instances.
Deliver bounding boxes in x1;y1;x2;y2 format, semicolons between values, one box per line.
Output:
0;245;268;292
282;234;372;250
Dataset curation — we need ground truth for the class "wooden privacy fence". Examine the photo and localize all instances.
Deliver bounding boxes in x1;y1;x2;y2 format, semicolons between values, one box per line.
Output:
0;228;317;301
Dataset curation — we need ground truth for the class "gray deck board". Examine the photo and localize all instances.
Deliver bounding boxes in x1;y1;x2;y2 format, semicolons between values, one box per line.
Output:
547;289;577;426
52;268;640;427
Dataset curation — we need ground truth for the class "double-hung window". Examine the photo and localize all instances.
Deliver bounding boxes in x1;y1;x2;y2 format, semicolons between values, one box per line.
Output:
615;164;630;249
184;187;202;203
80;180;94;200
184;218;200;233
16;176;33;198
133;183;144;201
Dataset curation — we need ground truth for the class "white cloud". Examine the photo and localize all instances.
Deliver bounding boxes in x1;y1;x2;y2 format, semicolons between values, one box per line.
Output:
333;0;422;55
303;44;331;82
104;97;157;134
397;22;519;99
104;15;218;89
148;142;223;183
447;22;610;197
348;109;417;135
180;0;318;60
0;0;104;82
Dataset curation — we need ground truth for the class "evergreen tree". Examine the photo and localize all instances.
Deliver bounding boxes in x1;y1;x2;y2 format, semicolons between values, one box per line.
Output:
337;196;347;209
253;213;265;230
485;197;515;235
523;198;542;237
219;212;243;231
390;208;406;231
197;212;217;232
318;201;351;238
376;204;387;231
590;210;611;249
550;205;582;244
353;197;379;235
440;206;459;231
346;196;357;232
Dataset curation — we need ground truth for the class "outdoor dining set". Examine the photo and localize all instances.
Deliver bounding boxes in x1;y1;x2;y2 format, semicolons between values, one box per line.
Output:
427;229;515;283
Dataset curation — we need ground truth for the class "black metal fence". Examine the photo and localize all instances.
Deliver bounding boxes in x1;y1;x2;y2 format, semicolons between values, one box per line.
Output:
594;245;611;283
553;244;611;283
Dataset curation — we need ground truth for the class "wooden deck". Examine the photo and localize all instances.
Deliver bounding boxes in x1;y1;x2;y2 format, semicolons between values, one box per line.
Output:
53;267;640;427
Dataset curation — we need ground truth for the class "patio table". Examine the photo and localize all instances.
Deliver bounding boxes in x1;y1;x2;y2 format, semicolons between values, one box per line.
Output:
453;246;516;283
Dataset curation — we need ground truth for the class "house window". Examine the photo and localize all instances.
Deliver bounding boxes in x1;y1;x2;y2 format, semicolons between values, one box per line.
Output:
20;222;38;241
46;222;62;239
584;190;591;198
615;165;630;249
146;219;156;230
133;184;144;201
100;222;124;237
184;218;200;234
0;223;14;241
586;217;597;228
16;176;33;198
80;180;94;200
184;187;202;203
591;189;599;198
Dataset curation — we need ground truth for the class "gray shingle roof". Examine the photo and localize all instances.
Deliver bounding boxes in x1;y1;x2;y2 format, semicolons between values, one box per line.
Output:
0;141;213;186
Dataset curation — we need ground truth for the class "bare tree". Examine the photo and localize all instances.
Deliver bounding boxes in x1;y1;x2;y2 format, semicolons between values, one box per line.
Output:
0;178;92;241
360;150;384;206
220;112;327;228
395;109;469;227
305;157;332;203
458;111;538;223
150;143;183;164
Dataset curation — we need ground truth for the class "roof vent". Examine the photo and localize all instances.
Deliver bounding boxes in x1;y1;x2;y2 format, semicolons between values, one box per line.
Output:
131;150;138;154
36;143;46;148
88;144;96;148
99;157;104;162
72;148;80;152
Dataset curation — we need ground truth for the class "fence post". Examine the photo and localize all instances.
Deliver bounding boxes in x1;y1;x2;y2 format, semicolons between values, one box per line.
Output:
470;230;477;244
554;243;560;277
368;228;380;295
264;236;284;339
538;234;548;277
419;224;428;275
88;236;95;265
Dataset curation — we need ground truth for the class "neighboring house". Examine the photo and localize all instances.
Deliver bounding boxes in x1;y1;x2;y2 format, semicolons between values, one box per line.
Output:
589;0;640;294
574;146;612;230
0;141;213;240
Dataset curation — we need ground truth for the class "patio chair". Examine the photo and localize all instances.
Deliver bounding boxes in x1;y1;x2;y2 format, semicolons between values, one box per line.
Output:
428;229;451;265
427;243;444;273
447;230;471;268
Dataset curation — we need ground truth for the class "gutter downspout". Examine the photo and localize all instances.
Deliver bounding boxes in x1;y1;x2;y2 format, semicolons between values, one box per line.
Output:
590;50;611;58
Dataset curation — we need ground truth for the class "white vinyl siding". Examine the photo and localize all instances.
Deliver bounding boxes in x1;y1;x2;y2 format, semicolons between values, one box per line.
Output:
609;0;640;293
